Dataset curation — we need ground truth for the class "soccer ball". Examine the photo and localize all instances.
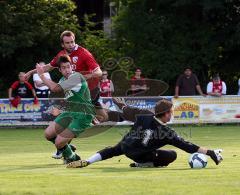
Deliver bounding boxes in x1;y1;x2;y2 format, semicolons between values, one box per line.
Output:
188;153;208;169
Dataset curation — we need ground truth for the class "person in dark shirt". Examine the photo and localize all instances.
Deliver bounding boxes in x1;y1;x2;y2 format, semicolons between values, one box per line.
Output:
67;98;223;168
174;67;205;98
8;72;38;107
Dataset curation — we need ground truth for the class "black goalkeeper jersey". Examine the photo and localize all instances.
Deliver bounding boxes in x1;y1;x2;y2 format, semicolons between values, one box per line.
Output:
120;113;199;156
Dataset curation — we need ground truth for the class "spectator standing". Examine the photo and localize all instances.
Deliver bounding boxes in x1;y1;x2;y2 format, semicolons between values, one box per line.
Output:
99;70;114;97
130;68;147;95
33;62;52;98
238;78;240;95
8;72;38;107
174;67;205;98
207;74;227;97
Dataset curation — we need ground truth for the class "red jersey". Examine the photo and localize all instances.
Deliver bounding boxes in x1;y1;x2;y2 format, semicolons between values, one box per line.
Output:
100;79;112;97
50;45;100;90
131;76;146;86
212;81;223;93
11;81;33;98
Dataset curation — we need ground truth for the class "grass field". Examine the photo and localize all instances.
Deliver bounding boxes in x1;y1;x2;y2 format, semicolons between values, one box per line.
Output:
0;125;240;195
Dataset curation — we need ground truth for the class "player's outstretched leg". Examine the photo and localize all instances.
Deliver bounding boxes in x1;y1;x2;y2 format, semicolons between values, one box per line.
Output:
67;143;123;168
129;149;177;168
55;129;80;163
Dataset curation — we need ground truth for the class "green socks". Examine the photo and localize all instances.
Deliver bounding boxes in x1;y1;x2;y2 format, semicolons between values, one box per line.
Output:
62;144;76;161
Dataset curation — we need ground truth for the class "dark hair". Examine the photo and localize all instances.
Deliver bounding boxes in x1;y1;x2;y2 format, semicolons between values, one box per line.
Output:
184;66;192;71
155;112;166;118
155;99;173;118
212;73;220;80
60;30;75;43
135;68;141;72
56;55;71;68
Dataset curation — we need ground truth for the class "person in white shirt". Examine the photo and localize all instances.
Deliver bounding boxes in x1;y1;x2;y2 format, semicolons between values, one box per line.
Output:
33;62;51;98
207;74;226;97
238;78;240;95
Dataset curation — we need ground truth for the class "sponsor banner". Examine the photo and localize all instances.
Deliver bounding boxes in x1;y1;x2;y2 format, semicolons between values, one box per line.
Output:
101;96;240;124
0;96;239;126
0;99;60;126
172;98;200;123
100;97;171;113
199;97;240;123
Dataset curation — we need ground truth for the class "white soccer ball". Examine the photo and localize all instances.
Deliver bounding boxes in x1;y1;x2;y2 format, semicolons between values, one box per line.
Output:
188;153;208;169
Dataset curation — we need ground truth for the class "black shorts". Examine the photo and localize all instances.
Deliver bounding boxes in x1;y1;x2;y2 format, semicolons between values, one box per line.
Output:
90;87;103;109
36;89;50;98
121;142;176;166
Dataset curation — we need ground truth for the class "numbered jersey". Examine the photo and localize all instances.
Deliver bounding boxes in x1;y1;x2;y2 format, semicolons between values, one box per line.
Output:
58;72;94;114
121;115;187;155
121;115;161;153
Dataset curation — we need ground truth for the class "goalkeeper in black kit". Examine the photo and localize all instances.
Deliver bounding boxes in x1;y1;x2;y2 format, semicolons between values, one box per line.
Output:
67;98;223;168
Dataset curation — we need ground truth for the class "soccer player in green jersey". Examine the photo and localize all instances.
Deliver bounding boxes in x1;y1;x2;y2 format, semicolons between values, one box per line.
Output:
36;55;95;163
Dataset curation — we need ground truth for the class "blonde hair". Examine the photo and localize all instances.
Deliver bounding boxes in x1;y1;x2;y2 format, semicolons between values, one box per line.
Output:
60;31;75;43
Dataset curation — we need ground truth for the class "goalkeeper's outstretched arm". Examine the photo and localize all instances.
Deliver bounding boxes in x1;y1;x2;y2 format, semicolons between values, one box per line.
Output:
112;97;153;122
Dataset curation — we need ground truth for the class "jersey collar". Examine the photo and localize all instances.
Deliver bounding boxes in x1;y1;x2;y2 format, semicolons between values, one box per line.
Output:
74;44;79;51
154;116;167;126
64;44;79;55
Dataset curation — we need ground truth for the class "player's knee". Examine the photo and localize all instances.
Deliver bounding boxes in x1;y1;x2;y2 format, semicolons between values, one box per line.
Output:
54;137;65;149
44;128;53;141
95;109;109;122
169;150;177;162
97;112;109;122
44;122;57;141
102;112;109;122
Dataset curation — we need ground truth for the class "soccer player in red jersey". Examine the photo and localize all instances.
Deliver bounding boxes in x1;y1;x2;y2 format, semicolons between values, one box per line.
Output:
25;31;107;159
24;31;107;119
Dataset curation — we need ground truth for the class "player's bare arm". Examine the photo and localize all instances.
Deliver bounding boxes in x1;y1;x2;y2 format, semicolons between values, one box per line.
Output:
84;67;102;80
25;63;55;80
36;64;62;93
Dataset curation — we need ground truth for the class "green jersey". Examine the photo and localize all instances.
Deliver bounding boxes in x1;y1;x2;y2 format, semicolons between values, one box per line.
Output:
58;72;94;115
55;72;95;136
59;72;91;103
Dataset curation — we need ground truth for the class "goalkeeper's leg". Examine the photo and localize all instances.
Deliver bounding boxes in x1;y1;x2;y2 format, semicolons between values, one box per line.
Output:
67;142;123;168
129;149;177;168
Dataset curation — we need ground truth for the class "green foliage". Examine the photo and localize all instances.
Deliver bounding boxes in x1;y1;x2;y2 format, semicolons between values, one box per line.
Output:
0;2;121;97
113;0;240;94
0;0;79;96
0;0;78;58
79;14;121;66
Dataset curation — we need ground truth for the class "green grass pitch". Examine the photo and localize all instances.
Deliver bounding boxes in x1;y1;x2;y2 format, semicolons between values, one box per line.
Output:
0;125;239;195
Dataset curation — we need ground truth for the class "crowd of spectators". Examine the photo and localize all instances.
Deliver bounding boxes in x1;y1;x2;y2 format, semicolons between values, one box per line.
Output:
8;63;52;107
7;65;239;105
174;67;229;98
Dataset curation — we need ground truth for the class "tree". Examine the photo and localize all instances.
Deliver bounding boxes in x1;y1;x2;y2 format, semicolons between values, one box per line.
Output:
0;0;79;96
113;0;240;94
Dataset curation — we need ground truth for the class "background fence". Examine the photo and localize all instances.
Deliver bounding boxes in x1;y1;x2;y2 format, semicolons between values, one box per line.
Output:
0;96;239;126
